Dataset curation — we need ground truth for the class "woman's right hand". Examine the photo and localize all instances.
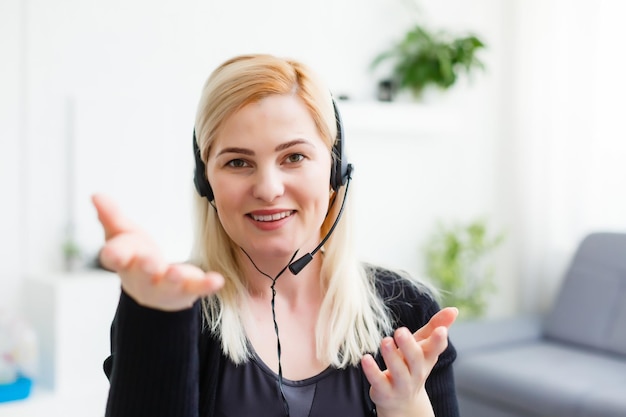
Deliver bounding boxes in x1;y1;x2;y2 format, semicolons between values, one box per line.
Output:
91;193;224;312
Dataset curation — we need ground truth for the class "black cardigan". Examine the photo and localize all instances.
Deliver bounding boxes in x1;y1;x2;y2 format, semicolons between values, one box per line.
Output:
103;267;459;417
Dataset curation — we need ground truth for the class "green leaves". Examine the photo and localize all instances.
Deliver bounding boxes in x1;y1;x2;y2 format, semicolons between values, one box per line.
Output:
371;24;486;98
423;219;504;319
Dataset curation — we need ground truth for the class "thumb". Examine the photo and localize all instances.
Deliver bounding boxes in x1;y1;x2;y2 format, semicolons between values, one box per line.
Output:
91;193;136;241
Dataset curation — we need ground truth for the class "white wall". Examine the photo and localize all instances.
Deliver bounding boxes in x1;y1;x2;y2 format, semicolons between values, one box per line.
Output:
0;0;23;313
1;0;514;317
511;0;626;312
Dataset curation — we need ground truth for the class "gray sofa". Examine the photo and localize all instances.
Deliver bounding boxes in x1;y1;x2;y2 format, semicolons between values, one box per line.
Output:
451;232;626;417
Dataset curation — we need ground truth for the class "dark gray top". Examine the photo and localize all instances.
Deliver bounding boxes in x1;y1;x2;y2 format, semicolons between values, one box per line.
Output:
103;265;460;417
216;349;368;417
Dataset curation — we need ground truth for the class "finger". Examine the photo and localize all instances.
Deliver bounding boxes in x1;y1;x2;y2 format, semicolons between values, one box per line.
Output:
120;258;203;312
92;193;137;240
135;253;169;284
378;336;411;387
393;327;430;384
99;243;131;272
395;325;446;381
121;254;175;303
420;326;449;359
361;353;387;390
99;233;152;272
413;307;458;341
165;264;225;296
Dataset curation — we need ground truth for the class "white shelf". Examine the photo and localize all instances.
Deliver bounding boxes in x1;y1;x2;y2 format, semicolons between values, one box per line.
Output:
336;100;464;138
7;271;121;416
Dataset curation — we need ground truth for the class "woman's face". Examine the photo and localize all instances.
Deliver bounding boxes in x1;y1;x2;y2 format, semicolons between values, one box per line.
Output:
206;94;332;261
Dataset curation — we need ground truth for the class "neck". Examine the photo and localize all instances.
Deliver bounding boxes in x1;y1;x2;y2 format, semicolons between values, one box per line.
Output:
239;249;323;300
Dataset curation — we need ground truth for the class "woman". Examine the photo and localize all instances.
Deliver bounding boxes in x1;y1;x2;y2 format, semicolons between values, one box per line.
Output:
93;54;459;417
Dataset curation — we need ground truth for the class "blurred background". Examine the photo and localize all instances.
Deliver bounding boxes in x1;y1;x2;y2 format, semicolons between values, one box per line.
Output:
1;0;625;414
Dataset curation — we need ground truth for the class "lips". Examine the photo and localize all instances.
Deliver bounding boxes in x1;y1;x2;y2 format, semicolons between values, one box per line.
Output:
249;210;294;222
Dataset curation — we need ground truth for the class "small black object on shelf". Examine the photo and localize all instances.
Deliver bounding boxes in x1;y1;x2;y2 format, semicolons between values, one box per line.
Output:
377;79;395;102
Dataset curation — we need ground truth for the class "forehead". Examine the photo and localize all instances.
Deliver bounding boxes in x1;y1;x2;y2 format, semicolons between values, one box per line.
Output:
211;94;327;152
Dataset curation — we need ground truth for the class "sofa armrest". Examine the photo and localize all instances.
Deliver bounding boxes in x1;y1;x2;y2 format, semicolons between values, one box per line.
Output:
450;315;544;354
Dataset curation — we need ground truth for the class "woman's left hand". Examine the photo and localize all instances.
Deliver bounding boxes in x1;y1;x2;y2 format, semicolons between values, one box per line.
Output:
361;307;458;417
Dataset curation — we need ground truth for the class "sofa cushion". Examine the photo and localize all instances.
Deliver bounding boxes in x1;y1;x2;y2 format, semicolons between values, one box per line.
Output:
457;395;530;417
450;316;542;353
580;380;626;417
455;340;626;417
606;290;626;355
543;232;626;356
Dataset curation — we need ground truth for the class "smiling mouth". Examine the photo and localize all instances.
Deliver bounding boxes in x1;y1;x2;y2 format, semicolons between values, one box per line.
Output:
249;211;294;222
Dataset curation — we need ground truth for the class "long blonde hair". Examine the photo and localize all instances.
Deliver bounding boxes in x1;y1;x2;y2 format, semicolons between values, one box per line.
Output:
191;54;392;367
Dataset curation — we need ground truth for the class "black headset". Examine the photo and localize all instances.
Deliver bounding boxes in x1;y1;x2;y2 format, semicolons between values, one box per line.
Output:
193;99;350;201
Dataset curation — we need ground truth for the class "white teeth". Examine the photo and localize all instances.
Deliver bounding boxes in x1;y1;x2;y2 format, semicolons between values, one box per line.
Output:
251;211;292;222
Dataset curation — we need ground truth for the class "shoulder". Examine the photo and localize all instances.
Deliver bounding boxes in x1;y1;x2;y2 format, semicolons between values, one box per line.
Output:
365;263;440;333
366;263;436;307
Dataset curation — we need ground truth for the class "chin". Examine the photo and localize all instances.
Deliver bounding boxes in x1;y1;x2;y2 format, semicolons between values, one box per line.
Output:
241;240;298;259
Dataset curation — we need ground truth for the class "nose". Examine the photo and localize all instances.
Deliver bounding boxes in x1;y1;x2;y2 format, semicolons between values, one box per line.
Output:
252;166;285;202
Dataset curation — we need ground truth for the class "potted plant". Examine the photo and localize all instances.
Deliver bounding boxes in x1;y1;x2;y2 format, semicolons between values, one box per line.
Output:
62;239;82;272
371;24;486;100
423;218;504;319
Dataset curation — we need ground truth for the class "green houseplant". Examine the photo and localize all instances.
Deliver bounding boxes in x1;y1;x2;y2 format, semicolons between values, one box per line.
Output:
371;24;486;99
423;219;504;319
62;238;82;272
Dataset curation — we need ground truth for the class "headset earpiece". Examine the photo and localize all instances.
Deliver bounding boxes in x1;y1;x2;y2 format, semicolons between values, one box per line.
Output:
193;131;214;200
330;99;350;192
193;97;350;201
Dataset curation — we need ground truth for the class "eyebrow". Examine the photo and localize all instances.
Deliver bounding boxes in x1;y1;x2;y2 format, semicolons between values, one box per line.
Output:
216;139;312;157
275;139;311;152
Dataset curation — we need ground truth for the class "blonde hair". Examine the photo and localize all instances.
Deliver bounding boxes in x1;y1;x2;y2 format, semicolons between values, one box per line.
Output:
191;54;392;367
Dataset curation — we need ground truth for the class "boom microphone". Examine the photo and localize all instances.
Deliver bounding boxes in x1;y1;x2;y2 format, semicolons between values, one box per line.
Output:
288;164;353;275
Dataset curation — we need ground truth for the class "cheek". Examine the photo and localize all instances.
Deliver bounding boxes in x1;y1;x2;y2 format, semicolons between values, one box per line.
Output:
214;190;244;242
310;161;333;211
211;177;245;221
309;180;332;219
